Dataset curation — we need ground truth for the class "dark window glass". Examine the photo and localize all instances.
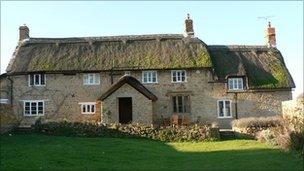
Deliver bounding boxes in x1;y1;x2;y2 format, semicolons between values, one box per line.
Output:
30;75;34;85
40;74;45;85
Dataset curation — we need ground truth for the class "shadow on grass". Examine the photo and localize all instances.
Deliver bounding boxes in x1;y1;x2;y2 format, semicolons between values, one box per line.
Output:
0;133;303;171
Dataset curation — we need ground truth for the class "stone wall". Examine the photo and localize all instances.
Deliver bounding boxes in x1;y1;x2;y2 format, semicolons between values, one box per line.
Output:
101;84;153;124
3;69;292;128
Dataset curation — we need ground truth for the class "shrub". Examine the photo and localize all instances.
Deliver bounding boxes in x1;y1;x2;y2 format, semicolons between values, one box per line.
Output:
232;116;283;136
33;121;219;142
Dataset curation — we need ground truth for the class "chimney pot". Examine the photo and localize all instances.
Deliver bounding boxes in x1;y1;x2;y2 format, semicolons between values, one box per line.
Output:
19;24;29;41
184;14;194;37
266;22;276;47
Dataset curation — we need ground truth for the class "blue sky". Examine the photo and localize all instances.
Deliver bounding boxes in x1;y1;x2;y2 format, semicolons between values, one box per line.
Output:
1;1;303;98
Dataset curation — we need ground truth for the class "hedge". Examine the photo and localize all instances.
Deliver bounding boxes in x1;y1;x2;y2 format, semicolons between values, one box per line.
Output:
33;121;220;142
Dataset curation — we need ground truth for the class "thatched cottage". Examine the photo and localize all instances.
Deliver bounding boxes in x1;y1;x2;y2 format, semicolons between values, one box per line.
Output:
0;15;295;128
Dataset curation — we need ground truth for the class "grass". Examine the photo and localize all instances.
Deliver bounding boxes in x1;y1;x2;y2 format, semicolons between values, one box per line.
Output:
1;134;303;171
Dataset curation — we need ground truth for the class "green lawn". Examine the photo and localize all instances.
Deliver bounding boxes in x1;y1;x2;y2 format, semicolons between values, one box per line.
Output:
1;134;303;171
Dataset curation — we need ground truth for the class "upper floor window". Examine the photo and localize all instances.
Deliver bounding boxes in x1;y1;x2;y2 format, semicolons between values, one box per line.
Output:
124;71;131;76
80;102;96;114
217;100;231;118
171;70;186;83
24;100;44;116
29;74;45;86
228;78;244;90
172;95;190;113
142;71;157;83
83;73;100;85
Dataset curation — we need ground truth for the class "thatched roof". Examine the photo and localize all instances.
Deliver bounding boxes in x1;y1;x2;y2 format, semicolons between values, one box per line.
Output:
6;34;212;73
98;76;157;101
5;34;295;89
208;45;295;89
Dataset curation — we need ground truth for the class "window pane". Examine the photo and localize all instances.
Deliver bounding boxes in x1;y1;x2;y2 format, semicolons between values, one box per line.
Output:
35;75;40;85
25;102;30;114
233;79;238;89
84;74;88;84
30;75;34;85
82;105;86;113
173;97;177;113
218;101;224;117
181;71;186;81
184;96;189;113
95;74;100;84
89;75;94;84
91;105;95;113
228;79;233;89
225;101;231;117
87;105;90;112
237;78;243;89
31;102;37;114
178;96;183;113
40;74;45;85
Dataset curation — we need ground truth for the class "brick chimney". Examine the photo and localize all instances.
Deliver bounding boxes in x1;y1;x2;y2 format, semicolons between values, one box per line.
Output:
266;22;276;47
184;14;194;37
19;24;29;41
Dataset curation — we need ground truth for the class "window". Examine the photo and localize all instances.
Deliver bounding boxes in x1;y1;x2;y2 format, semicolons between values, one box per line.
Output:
172;95;190;113
80;103;96;114
83;73;100;85
29;74;45;86
0;99;9;104
24;100;44;116
124;71;131;76
142;71;157;83
171;70;186;83
228;78;244;90
217;100;231;118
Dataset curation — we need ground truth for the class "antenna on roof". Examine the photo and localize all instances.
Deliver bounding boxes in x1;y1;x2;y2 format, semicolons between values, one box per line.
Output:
257;16;275;23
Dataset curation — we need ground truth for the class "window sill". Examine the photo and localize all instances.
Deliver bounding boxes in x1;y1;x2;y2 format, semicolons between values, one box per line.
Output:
24;114;44;117
227;89;245;93
82;113;95;115
83;84;100;86
218;116;233;119
142;82;158;84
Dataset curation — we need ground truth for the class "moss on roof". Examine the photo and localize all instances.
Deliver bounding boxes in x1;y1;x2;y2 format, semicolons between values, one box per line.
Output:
6;35;212;73
208;46;295;89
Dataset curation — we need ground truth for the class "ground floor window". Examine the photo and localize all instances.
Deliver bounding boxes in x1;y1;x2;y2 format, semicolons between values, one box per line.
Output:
80;102;96;114
217;100;231;118
172;95;190;113
24;100;44;116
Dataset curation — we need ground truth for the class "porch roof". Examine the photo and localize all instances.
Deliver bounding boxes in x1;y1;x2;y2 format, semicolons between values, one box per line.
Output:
98;76;158;101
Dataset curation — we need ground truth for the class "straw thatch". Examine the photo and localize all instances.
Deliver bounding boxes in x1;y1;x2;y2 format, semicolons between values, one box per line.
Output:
6;34;212;73
5;34;295;89
208;45;295;89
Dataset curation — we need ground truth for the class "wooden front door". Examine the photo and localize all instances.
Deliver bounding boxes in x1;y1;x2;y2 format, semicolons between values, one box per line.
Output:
118;97;132;124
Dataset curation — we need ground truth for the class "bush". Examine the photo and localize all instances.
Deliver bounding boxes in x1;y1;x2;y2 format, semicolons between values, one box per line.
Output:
33;121;220;142
232;116;283;136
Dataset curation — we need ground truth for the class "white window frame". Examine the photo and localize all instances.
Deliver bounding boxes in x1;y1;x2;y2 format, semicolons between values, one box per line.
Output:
0;99;9;104
142;71;158;83
28;74;46;86
228;78;244;90
79;102;96;114
83;73;100;85
217;100;232;118
171;70;187;83
23;100;45;116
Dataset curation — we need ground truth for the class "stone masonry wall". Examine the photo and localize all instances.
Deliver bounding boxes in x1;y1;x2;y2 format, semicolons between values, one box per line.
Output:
4;69;292;127
101;84;153;124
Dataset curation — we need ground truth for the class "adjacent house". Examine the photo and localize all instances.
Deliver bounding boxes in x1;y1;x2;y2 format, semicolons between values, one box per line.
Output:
0;15;295;128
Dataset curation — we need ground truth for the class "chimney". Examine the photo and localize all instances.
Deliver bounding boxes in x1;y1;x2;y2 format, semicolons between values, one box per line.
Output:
184;14;194;37
266;22;276;47
19;24;29;41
